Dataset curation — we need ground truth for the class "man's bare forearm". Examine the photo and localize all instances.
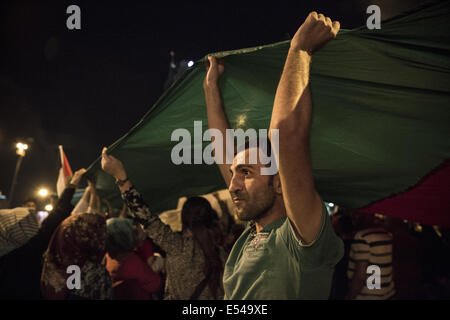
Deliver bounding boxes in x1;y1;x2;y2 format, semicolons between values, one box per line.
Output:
268;12;339;243
204;83;232;185
204;83;230;141
270;49;311;130
271;11;339;131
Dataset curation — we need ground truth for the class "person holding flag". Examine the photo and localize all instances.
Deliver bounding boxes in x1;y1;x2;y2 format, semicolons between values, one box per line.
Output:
0;168;86;299
202;11;344;299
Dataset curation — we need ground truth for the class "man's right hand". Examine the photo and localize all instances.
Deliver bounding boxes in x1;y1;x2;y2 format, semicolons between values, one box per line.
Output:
203;56;224;90
290;11;340;54
101;147;127;180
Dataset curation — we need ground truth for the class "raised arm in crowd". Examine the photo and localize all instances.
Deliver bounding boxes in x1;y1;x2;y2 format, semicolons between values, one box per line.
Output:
0;168;86;299
101;148;226;299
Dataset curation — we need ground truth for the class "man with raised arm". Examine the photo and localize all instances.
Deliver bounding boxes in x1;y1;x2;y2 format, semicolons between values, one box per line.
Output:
203;12;344;299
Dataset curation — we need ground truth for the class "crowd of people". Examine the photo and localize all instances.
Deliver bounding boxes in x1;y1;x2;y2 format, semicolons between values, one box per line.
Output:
0;167;448;300
1;11;449;300
1;162;448;300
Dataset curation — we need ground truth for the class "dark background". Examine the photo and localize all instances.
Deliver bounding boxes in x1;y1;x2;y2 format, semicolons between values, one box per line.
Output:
0;0;426;207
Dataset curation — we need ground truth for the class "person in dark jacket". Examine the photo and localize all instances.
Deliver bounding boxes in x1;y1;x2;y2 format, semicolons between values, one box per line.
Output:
0;168;86;299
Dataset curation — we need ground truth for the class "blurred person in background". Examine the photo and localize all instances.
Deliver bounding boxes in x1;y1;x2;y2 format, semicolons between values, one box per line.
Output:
0;207;40;257
385;217;425;299
101;148;226;299
23;198;37;212
0;168;86;299
418;224;450;299
40;202;111;300
330;208;354;299
346;213;395;300
105;217;163;299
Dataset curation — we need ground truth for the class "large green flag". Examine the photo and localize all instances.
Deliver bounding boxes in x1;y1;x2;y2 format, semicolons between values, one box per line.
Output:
87;1;450;222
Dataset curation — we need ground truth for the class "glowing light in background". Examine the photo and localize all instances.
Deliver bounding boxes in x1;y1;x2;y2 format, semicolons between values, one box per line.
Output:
17;143;28;150
16;142;29;156
236;114;247;128
37;211;49;222
38;188;49;197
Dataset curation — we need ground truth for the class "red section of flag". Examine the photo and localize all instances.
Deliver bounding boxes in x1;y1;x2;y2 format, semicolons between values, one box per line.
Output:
358;159;450;227
56;146;73;197
61;149;73;180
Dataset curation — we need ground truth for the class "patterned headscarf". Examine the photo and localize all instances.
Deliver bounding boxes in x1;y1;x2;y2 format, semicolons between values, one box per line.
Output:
0;207;39;257
106;218;135;255
41;212;112;300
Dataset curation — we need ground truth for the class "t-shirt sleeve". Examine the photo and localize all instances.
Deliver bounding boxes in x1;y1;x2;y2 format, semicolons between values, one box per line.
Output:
278;202;344;271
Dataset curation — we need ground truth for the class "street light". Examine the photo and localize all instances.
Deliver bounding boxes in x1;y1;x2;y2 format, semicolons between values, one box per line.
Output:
16;143;28;157
38;188;49;197
8;142;29;207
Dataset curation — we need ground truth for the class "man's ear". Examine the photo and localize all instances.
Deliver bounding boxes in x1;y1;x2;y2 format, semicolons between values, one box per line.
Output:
273;174;282;195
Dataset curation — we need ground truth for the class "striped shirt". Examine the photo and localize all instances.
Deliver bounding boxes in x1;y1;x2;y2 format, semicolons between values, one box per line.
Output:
0;207;40;257
347;228;395;300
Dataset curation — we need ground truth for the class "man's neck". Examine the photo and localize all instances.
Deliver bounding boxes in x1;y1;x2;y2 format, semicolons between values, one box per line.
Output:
254;201;286;233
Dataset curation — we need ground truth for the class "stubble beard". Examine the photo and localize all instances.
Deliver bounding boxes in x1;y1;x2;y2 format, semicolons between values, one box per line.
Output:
236;186;276;222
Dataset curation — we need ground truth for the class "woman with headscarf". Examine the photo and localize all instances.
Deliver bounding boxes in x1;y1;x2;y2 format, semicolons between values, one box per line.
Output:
40;210;112;300
101;148;226;300
0;168;86;299
105;217;163;299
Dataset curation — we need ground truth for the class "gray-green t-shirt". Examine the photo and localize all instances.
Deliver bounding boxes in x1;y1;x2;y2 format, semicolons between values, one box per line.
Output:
223;203;344;299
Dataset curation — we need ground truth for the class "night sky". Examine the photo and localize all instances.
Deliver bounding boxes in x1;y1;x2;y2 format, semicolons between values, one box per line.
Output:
0;0;425;207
